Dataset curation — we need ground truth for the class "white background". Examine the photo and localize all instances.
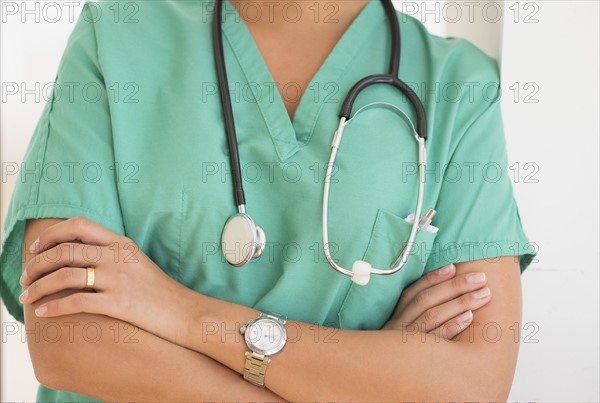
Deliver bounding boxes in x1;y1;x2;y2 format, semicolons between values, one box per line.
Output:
2;1;599;401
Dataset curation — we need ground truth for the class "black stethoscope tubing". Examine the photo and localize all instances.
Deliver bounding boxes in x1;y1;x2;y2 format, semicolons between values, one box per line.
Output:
212;0;427;210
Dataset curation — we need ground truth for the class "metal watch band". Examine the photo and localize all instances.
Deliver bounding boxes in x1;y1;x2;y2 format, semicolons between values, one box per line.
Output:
243;351;271;387
263;312;285;323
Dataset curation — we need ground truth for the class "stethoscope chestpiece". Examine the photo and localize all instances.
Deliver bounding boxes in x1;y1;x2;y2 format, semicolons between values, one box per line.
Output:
221;213;266;267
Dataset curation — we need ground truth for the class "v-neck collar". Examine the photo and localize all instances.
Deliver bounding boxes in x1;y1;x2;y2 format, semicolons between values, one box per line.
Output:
221;0;384;161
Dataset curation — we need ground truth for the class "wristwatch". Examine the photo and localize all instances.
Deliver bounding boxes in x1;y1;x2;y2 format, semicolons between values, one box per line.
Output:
240;312;287;387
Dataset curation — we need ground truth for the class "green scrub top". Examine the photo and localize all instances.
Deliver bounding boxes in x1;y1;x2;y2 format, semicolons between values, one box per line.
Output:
1;1;536;401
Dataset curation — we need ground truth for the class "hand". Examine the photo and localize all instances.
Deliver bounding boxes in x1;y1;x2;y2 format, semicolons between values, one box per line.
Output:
382;264;492;340
19;216;195;346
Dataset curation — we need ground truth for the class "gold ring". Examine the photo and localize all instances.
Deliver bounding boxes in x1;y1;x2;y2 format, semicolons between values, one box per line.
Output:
85;267;95;290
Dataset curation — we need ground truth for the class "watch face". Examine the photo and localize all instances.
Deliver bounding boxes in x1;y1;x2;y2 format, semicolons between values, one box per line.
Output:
245;318;286;356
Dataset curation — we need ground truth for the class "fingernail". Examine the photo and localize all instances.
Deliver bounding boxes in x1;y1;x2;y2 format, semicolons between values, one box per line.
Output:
439;264;454;276
472;287;491;299
467;272;486;284
19;289;28;303
459;310;473;325
35;305;47;317
28;239;39;252
19;271;28;285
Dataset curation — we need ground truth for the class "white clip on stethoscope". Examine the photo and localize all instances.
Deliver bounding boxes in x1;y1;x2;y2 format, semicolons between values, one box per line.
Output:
213;0;436;284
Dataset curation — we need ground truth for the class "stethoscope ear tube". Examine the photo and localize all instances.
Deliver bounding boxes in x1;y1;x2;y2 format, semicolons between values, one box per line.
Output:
322;117;430;286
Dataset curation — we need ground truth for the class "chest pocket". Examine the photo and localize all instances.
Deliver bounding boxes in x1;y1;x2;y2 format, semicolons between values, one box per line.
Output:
338;208;438;330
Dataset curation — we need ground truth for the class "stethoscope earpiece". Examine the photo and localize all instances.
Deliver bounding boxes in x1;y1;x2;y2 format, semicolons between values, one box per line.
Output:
221;213;266;267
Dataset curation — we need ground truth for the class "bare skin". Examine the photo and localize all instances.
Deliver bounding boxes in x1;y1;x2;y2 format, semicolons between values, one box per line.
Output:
22;218;285;402
231;0;370;121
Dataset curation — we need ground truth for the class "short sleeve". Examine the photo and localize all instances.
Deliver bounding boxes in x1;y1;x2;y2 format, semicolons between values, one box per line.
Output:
0;10;125;323
423;64;536;274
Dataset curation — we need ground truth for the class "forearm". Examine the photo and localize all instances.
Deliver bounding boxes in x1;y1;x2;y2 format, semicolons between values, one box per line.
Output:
179;258;521;401
184;295;495;401
25;291;284;402
22;218;283;402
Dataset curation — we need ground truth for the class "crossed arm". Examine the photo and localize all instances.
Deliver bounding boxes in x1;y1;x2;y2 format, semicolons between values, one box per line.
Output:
22;218;285;402
186;254;521;402
21;216;522;401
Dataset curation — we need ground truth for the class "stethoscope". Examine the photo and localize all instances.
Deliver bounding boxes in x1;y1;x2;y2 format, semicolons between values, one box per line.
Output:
213;0;436;285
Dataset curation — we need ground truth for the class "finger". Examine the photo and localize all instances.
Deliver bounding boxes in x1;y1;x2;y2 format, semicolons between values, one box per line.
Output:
398;264;456;307
21;242;105;286
28;215;123;255
429;310;473;340
416;287;492;332
20;267;106;305
399;271;488;323
34;292;113;318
